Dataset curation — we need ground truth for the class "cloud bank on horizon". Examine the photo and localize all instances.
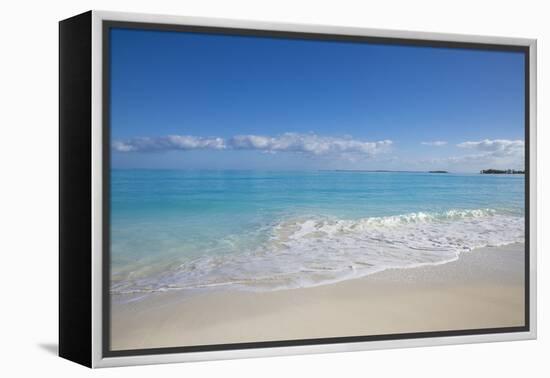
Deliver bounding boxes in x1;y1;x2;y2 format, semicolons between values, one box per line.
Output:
112;135;226;153
113;133;524;171
424;139;525;170
457;139;524;155
113;133;393;158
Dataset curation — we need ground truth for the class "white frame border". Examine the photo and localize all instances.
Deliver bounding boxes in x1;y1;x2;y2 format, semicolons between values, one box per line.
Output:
91;10;537;368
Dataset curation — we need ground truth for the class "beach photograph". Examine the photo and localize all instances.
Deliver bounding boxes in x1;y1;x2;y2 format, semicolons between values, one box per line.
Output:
108;27;526;351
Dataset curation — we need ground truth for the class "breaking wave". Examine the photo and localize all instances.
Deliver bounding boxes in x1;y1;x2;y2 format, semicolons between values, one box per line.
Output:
111;208;524;295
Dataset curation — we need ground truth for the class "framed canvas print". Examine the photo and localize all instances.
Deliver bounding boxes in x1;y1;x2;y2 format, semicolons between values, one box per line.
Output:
59;10;537;368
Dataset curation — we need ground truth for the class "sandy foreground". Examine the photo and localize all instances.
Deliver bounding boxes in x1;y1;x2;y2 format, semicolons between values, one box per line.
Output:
111;243;525;351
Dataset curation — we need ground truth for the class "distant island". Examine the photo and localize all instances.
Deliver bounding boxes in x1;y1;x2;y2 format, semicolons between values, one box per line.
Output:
330;170;419;173
327;170;450;173
480;169;524;174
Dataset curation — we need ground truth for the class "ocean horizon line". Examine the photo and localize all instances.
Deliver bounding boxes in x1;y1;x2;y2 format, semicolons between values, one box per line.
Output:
110;168;527;175
109;167;483;174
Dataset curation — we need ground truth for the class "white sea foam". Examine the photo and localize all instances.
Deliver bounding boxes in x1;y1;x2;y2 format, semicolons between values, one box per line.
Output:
110;209;524;295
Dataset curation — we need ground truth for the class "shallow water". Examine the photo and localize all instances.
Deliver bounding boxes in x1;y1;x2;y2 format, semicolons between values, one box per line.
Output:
110;170;525;295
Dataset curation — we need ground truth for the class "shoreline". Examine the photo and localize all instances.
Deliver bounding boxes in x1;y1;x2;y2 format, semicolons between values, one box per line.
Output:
111;243;525;351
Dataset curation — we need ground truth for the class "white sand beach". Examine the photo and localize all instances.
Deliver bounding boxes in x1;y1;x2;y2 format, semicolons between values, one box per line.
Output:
111;243;525;351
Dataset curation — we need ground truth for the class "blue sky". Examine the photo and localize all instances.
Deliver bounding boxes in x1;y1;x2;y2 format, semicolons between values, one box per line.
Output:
110;28;525;172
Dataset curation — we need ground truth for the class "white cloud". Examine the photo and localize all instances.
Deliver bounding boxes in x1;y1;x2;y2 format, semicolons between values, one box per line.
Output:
113;132;392;158
112;141;137;152
112;135;226;152
229;133;392;156
421;141;447;146
417;139;525;172
424;139;524;170
457;139;524;157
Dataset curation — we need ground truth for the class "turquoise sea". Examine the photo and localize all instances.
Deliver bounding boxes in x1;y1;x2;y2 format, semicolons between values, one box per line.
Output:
110;170;525;295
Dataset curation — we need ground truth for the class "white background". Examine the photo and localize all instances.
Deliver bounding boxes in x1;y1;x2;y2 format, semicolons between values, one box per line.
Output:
0;0;546;376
